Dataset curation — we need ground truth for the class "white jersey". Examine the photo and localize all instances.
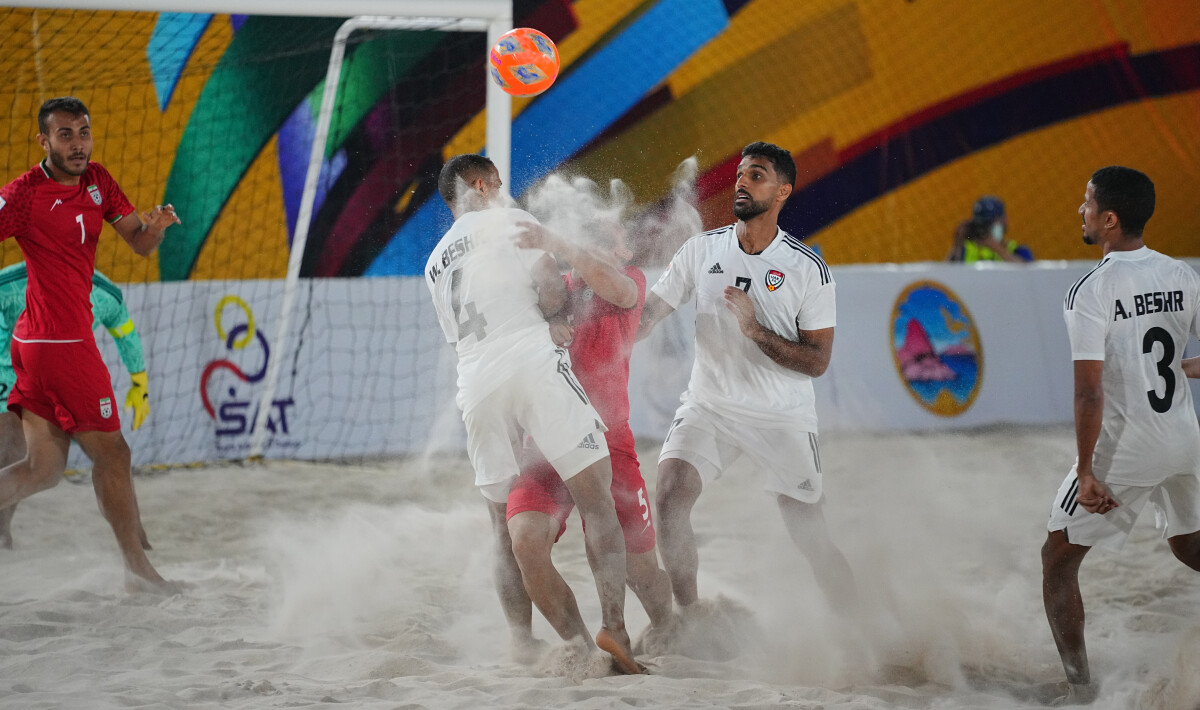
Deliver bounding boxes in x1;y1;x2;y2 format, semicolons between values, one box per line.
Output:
1063;247;1200;486
652;225;835;430
425;207;558;411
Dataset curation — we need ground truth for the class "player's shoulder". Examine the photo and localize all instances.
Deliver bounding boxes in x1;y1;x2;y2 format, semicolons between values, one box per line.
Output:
2;163;47;198
1063;256;1116;311
84;161;115;182
671;224;733;260
775;229;832;285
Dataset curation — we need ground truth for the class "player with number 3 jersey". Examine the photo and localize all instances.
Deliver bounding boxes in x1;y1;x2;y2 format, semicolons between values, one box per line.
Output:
1042;166;1200;704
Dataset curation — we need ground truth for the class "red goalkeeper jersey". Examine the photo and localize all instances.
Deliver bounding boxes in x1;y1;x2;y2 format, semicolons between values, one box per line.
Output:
564;265;646;454
0;160;134;341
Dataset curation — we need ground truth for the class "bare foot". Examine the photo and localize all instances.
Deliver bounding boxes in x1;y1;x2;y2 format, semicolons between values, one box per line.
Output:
124;570;181;595
596;628;642;675
1051;681;1098;706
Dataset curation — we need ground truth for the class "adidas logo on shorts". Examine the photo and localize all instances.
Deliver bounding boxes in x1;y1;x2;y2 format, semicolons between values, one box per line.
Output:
797;479;814;491
578;433;601;450
708;262;723;274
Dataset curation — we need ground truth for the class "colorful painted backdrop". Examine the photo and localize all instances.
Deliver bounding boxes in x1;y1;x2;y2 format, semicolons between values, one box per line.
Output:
1;0;1197;284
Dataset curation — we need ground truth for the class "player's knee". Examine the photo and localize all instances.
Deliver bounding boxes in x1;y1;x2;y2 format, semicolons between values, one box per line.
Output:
509;530;550;570
1041;532;1084;577
656;460;701;511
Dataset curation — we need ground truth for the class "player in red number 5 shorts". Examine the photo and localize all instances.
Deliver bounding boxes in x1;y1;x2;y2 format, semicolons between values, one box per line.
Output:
0;97;180;591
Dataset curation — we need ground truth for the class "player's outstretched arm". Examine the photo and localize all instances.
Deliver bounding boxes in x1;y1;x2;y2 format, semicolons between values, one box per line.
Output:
637;292;675;341
1183;355;1200;379
515;222;636;309
114;204;180;256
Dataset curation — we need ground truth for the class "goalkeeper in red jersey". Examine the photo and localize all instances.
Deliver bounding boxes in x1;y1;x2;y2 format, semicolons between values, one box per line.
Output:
495;216;673;663
0;97;179;591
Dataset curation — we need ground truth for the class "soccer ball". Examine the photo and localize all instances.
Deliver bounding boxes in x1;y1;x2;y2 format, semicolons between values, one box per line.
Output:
488;28;560;97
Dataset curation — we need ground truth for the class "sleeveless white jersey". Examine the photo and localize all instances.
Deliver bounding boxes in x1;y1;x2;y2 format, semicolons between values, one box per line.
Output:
1063;247;1200;486
425;207;557;411
652;225;835;430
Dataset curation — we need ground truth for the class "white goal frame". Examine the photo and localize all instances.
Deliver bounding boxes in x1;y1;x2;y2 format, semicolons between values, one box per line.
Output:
23;0;514;459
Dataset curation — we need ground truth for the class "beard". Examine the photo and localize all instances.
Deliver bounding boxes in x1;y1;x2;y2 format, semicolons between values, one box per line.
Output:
49;147;89;177
1081;228;1096;245
732;196;769;221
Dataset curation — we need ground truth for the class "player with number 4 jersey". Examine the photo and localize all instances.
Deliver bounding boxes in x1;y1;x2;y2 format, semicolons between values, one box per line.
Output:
425;154;640;673
1042;166;1200;704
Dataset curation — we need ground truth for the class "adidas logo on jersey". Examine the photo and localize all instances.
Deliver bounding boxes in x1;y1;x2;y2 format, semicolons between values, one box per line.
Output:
797;479;814;492
708;262;723;274
578;433;601;450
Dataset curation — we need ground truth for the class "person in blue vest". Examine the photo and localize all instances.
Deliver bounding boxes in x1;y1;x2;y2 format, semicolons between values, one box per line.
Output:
948;195;1034;263
0;262;151;549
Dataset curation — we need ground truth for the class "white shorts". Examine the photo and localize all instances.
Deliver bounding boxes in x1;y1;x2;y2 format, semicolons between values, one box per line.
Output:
1047;464;1200;551
464;348;608;499
657;400;822;503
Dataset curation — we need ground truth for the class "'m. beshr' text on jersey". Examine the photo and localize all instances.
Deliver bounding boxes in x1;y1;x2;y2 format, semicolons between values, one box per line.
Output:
426;234;476;284
1113;290;1185;320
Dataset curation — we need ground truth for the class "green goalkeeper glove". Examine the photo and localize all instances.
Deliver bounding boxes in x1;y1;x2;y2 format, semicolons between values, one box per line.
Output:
125;371;150;430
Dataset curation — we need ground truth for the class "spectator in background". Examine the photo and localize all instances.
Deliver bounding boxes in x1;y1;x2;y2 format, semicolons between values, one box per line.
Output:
947;196;1034;264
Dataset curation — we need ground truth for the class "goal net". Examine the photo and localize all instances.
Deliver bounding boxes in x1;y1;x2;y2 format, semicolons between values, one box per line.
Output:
0;3;513;467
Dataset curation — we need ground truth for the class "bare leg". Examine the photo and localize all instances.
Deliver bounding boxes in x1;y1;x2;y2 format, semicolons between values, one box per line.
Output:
0;411;70;514
655;457;703;607
776;495;859;615
1042;530;1093;687
508;509;593;647
487;499;545;663
1168;530;1200;572
74;429;173;591
626;549;673;628
0;411;28;549
562;457;638;672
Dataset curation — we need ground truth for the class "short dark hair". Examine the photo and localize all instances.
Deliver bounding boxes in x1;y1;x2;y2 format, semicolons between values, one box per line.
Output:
1090;166;1155;236
38;97;89;135
741;141;796;188
438;154;495;205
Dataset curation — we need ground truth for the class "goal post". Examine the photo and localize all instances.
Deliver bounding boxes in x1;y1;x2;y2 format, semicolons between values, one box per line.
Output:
248;9;513;458
14;0;513;463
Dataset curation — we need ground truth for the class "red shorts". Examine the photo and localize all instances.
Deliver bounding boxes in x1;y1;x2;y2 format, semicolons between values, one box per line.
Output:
9;339;120;434
507;423;656;554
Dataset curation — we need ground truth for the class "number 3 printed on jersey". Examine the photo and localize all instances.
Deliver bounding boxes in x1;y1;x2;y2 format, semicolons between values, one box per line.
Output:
1143;326;1175;413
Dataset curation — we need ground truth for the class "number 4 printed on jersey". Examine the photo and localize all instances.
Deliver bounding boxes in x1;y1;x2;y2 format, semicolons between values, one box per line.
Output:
450;268;488;341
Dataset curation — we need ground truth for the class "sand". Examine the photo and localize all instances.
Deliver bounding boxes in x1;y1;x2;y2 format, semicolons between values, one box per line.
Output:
2;426;1199;709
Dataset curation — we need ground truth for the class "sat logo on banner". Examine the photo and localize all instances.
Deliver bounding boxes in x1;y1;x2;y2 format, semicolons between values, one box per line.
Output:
199;294;299;455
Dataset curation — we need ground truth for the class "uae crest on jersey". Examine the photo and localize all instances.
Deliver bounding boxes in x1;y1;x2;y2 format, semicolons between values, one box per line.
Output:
87;184;102;205
765;269;785;291
99;397;112;419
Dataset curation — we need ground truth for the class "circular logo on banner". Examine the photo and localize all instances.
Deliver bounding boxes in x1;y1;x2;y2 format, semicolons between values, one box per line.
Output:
890;281;983;417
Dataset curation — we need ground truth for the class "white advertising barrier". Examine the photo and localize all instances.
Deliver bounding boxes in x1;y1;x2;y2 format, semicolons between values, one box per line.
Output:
628;259;1200;439
65;261;1200;468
